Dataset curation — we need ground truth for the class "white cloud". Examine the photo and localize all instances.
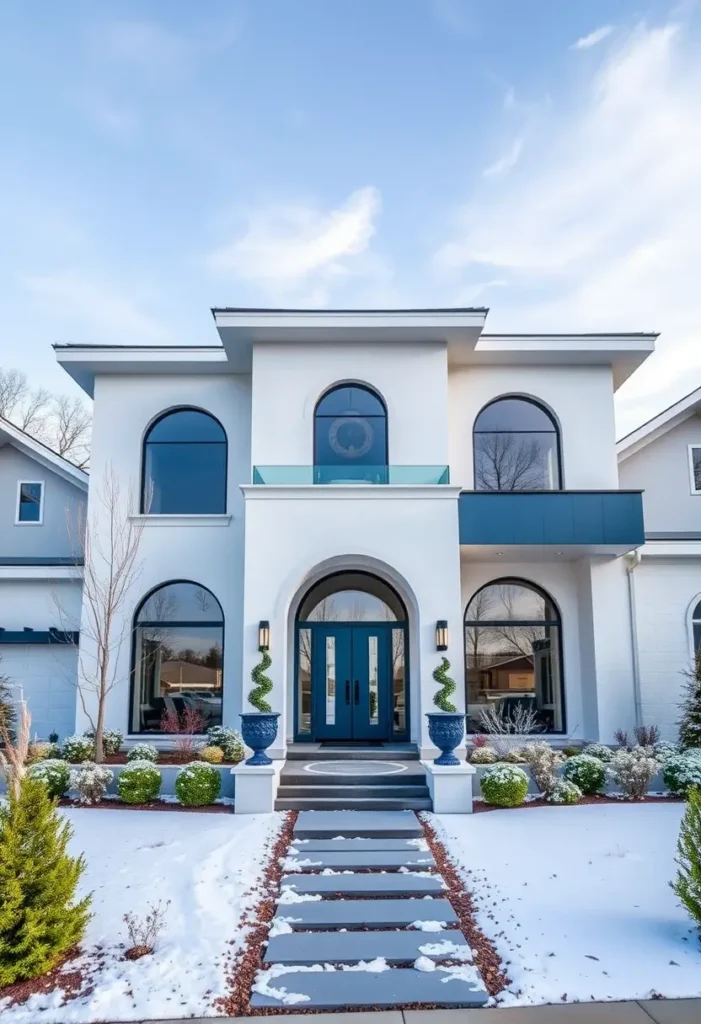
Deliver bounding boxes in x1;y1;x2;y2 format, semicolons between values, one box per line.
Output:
434;20;701;435
207;186;384;305
571;25;615;50
483;137;524;178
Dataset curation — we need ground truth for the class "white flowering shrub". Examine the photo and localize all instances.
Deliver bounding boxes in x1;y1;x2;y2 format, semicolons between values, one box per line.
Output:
501;748;527;763
61;734;94;762
70;762;114;805
607;748;659;800
522;742;564;797
118;761;162;804
126;744;159;763
654;740;680;763
470;746;498;764
102;730;124;755
175;761;221;806
27;758;71;798
480;764;529;807
663;751;701;797
583;743;614;762
548;779;581;805
206;727;245;763
563;754;606;795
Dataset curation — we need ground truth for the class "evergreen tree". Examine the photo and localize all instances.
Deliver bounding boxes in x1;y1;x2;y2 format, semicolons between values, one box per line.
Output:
679;649;701;749
0;777;92;985
672;787;701;931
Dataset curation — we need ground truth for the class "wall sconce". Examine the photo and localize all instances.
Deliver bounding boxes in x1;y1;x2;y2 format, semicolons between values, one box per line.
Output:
436;620;449;651
258;620;270;651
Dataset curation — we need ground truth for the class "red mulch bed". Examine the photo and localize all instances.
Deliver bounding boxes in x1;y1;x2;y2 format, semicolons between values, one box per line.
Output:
0;947;102;1009
96;752;241;766
473;793;684;813
57;798;231;813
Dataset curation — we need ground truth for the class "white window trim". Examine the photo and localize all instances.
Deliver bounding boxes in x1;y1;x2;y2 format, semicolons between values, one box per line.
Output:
688;444;701;495
15;480;45;526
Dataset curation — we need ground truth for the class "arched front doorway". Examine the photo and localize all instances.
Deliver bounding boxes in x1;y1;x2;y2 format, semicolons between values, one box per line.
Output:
294;572;409;742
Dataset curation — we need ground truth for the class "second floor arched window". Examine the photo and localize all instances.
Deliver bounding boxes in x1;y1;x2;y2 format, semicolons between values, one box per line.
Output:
473;396;561;491
314;384;388;484
142;408;227;513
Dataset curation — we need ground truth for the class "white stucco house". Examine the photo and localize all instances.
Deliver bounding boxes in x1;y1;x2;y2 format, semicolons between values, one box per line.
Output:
1;307;699;758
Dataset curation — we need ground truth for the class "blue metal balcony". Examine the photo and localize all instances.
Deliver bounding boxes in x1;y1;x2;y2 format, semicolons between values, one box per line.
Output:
458;490;644;551
252;465;451;485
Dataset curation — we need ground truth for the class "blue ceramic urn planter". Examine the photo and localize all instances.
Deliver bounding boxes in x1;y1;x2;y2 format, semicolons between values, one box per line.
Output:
240;712;280;766
426;712;465;766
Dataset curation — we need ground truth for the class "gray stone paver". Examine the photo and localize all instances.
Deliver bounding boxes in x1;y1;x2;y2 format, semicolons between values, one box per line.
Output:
272;896;458;930
281;870;445;896
285;849;436;871
291;837;429;852
638;1000;701;1024
265;927;469;965
294;809;423;838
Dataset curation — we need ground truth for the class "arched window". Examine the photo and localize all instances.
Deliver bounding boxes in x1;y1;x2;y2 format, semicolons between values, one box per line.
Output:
142;408;227;513
692;598;701;652
464;578;565;734
473;397;561;491
314;384;388;484
131;581;224;734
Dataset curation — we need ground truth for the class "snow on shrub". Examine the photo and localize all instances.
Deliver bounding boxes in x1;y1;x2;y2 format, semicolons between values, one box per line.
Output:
198;745;224;764
175;761;221;806
61;734;94;762
126;744;159;763
118;761;162;804
470;746;497;764
563;754;606;795
522;742;563;797
672;787;701;930
102;730;123;755
583;743;614;762
548;779;581;805
607;748;659;800
70;762;114;805
27;758;71;798
501;748;527;763
206;726;245;763
480;764;529;807
26;741;61;764
654;740;680;763
663;751;701;797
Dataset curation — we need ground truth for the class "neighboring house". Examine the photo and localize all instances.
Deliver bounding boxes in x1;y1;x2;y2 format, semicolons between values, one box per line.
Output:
618;387;701;738
0;416;87;739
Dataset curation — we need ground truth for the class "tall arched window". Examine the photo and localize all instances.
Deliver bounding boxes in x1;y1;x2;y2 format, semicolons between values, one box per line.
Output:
692;598;701;652
314;384;388;484
473;397;561;491
142;408;227;513
131;581;224;733
464;578;565;734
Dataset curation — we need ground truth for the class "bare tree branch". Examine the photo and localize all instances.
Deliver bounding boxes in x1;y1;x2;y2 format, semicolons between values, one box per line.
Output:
475;432;549;490
17;386;51;434
52;394;92;468
0;367;29;418
0;364;92;469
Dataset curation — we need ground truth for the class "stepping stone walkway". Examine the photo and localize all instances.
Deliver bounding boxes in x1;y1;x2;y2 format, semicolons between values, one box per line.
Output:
251;809;488;1010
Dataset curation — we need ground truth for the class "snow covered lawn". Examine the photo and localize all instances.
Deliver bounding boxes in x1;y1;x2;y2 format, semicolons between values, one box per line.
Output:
432;803;701;1006
1;808;283;1023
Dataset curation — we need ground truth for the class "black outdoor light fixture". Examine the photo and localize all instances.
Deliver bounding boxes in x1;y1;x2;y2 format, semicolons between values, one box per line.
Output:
258;620;270;651
436;620;449;651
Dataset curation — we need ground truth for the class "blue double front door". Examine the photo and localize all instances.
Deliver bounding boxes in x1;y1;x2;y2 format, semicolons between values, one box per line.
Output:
311;624;393;742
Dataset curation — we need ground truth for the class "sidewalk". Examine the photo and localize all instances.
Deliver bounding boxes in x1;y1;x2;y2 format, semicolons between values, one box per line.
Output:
118;998;701;1023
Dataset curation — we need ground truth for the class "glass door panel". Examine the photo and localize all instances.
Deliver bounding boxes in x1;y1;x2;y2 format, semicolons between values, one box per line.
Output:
311;626;352;740
351;626;390;741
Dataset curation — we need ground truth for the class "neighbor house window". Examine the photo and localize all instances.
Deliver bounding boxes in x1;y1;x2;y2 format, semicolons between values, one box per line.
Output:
314;383;388;484
131;581;224;734
464;578;565;734
473;397;561;490
689;446;701;494
16;481;44;524
142;408;227;514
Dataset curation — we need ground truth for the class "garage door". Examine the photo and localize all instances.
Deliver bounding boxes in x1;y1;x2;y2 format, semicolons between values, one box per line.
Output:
0;645;77;741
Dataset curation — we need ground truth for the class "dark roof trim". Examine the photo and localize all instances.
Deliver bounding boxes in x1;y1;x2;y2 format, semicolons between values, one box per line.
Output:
645;532;701;541
0;557;84;566
617;384;701;443
211;306;489;315
53;343;222;351
480;332;659;338
0;415;89;477
459;488;644;495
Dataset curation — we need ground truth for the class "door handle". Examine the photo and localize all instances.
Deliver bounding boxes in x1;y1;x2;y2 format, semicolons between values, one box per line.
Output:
354;680;359;705
345;680;350;705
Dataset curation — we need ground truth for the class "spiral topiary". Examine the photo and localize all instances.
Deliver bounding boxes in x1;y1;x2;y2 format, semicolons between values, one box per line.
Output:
249;647;273;713
432;657;457;713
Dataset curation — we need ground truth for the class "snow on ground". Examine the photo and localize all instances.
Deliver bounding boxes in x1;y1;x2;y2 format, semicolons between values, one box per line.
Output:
1;808;283;1023
432;803;701;1006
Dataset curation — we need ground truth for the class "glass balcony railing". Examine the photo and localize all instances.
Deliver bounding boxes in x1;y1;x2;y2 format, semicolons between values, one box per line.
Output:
252;465;451;485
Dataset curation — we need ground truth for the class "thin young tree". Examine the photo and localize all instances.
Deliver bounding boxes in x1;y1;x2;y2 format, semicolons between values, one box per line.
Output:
0;695;30;799
55;467;147;762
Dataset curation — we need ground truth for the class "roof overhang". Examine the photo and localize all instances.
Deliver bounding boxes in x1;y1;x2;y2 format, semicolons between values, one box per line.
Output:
0;417;88;490
54;345;230;398
617;385;701;461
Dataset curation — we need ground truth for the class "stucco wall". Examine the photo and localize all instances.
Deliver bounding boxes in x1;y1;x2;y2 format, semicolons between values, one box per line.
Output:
448;364;619;490
619;416;701;533
0;445;84;558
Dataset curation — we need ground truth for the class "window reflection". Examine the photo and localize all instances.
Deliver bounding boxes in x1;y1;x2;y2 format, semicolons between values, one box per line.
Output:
473;397;561;491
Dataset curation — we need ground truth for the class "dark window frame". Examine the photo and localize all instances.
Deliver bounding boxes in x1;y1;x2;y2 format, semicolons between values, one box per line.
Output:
472;395;563;492
313;383;389;481
140;407;228;514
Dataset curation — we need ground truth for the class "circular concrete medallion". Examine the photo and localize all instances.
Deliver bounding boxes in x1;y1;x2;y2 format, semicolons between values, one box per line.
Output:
303;760;408;776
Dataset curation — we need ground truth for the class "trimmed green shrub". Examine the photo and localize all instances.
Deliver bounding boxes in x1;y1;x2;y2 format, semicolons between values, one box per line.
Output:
663;752;701;797
60;734;94;762
672;786;701;929
548;779;582;805
583;743;614;762
206;727;245;762
198;745;224;764
432;657;457;713
249;648;273;713
126;743;159;763
563;754;606;795
480;764;529;808
117;761;162;804
563;746;582;758
175;761;221;806
470;746;498;764
0;777;91;985
27;759;71;799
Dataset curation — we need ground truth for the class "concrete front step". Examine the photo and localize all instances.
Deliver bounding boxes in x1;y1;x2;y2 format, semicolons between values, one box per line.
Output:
284;850;436;872
250;965;487;1009
279;775;429;789
286;746;419;761
265;928;470;966
294;810;424;839
280;796;432;812
281;872;445;897
290;838;429;853
272;896;458;930
278;785;430;799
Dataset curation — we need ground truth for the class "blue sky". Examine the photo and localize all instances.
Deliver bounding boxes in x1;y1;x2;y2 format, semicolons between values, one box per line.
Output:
1;0;699;434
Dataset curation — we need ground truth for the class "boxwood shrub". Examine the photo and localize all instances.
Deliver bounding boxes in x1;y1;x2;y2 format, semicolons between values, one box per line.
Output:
126;744;159;763
118;761;162;804
175;761;222;806
583;743;614;762
480;764;529;807
662;752;701;797
548;779;582;805
563;754;606;794
60;734;94;762
27;758;71;799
